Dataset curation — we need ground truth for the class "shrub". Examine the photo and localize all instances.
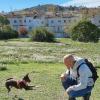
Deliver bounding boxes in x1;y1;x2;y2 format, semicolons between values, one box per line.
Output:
0;66;7;71
0;64;7;71
0;26;18;40
30;27;55;42
19;27;29;38
70;20;100;42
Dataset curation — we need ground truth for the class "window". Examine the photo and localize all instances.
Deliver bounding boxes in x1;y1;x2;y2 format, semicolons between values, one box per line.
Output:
51;20;54;23
58;20;61;22
29;20;31;22
58;27;60;31
99;20;100;23
19;20;22;23
24;20;26;23
33;16;37;19
64;20;66;23
14;20;17;23
29;27;32;30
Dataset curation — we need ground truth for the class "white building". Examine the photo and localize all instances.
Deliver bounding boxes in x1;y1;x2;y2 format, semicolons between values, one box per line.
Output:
7;12;82;37
91;15;100;28
7;14;45;31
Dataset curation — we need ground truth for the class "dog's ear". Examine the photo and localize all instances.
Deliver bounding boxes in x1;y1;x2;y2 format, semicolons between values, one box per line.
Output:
23;73;28;80
24;73;29;76
23;73;29;78
26;73;29;76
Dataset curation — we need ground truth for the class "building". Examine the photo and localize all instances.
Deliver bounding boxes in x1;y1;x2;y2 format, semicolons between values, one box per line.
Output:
7;11;82;37
91;15;100;28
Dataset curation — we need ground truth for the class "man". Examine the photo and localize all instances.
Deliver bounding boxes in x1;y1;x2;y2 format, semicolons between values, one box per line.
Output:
60;54;94;100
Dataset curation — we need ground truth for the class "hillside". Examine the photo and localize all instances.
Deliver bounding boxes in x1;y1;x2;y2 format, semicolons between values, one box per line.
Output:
10;4;100;17
24;4;67;12
11;4;83;14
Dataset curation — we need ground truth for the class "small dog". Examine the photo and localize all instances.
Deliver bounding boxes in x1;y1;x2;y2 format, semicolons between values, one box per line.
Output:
5;73;35;93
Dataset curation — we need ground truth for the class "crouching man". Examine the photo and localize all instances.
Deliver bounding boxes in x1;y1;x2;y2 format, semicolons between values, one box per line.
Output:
61;54;94;100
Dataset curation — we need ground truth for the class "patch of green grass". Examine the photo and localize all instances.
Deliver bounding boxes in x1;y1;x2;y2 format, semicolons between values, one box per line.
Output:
0;63;66;100
0;38;100;100
0;62;100;100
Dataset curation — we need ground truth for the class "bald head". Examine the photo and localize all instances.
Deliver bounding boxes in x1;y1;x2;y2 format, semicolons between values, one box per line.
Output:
63;54;75;69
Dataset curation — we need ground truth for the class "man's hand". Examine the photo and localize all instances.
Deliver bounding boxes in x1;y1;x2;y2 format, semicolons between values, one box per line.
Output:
60;73;67;81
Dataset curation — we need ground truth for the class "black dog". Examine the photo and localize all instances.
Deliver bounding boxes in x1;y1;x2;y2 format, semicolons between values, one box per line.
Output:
5;73;35;93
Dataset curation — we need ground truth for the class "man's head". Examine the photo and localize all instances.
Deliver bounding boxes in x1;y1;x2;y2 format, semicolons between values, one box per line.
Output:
63;54;76;69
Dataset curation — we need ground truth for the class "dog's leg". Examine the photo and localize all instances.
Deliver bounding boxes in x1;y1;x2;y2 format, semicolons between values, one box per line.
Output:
5;82;11;93
7;88;11;96
24;85;35;90
6;85;11;93
28;86;35;90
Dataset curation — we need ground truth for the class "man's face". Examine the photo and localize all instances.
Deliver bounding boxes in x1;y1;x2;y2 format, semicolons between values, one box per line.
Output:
64;58;74;69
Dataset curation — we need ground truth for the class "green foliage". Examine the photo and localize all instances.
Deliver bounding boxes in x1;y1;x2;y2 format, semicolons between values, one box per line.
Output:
3;25;12;31
70;21;100;42
0;16;9;25
0;16;18;40
0;66;7;71
0;64;7;71
0;26;18;40
30;27;55;42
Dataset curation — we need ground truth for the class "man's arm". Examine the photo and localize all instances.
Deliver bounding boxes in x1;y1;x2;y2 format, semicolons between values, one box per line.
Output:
66;64;90;92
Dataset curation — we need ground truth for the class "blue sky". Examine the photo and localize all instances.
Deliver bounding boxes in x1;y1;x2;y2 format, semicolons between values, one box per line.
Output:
0;0;69;12
0;0;100;12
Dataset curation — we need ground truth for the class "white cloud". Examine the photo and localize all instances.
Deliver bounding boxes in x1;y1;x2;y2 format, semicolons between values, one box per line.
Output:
62;0;100;7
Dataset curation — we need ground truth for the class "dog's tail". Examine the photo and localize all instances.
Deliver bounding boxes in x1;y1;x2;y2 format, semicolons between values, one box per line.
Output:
6;78;13;81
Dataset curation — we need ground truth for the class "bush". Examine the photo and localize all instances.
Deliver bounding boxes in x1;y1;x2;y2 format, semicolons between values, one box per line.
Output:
0;27;18;40
70;21;100;42
0;66;7;71
30;27;55;42
19;27;28;37
0;64;7;71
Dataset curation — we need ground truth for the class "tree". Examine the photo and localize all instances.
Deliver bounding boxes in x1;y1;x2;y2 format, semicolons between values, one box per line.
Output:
70;20;100;42
3;25;12;32
0;15;9;30
0;16;18;40
30;27;55;42
0;29;18;40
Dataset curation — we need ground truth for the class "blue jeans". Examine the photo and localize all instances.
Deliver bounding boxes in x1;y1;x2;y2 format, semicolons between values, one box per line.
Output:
61;76;93;98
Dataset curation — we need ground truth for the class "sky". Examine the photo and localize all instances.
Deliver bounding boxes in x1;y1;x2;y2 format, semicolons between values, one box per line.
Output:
62;0;100;7
0;0;100;12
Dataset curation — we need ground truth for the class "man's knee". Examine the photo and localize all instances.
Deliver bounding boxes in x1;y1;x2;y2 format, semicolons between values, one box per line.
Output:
68;91;77;98
83;93;91;100
68;90;91;99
